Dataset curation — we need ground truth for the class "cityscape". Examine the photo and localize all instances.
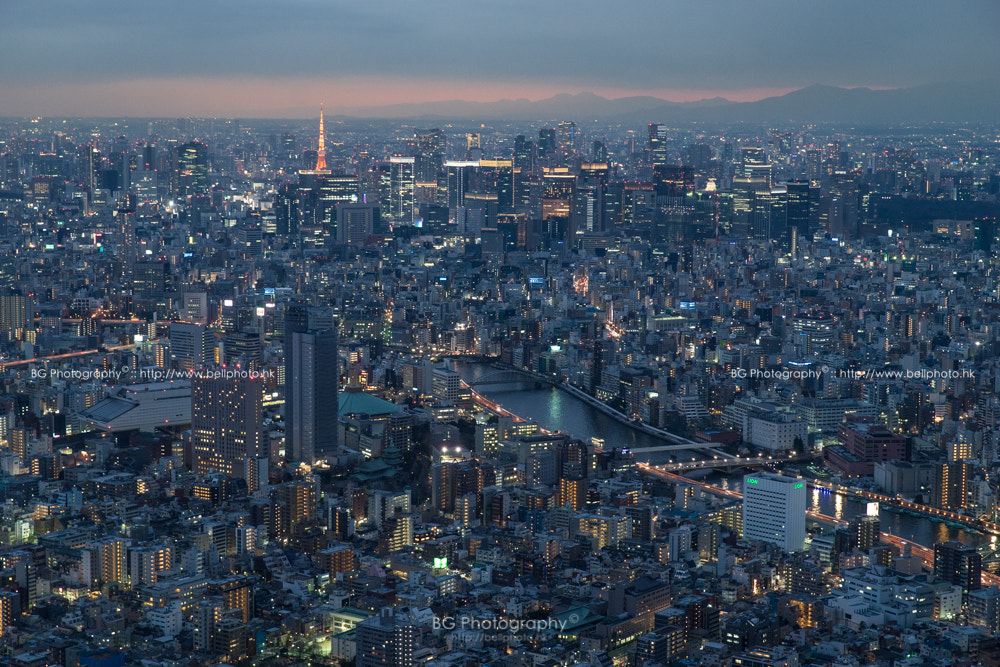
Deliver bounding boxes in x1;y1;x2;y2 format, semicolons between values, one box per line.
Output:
4;3;1000;667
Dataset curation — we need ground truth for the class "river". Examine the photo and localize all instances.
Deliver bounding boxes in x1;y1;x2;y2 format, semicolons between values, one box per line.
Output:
456;361;995;552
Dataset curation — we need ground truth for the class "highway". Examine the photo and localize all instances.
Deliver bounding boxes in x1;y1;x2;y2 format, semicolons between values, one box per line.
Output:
0;342;140;371
653;453;816;471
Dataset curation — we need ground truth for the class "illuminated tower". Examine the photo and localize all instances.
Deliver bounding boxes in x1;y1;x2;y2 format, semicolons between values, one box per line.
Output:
315;105;328;171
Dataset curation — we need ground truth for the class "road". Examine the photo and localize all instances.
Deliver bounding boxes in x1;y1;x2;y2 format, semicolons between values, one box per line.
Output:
638;462;1000;586
0;342;140;371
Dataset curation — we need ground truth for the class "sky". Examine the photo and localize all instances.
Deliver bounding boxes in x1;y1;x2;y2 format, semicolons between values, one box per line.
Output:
1;0;997;118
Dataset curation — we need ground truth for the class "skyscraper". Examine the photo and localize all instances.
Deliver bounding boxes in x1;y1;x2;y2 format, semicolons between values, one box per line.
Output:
335;202;378;245
414;128;445;183
538;128;556;158
191;372;265;476
389;157;415;224
742;472;806;552
115;200;136;283
284;306;339;464
784;180;811;252
175;141;208;198
444;160;478;212
317;172;360;238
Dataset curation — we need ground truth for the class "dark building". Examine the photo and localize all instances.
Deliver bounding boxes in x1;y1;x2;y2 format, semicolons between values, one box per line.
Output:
284;306;339;464
175;141;208;198
934;540;981;595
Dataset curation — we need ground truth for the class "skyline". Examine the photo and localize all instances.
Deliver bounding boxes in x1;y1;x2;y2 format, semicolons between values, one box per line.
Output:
3;0;998;118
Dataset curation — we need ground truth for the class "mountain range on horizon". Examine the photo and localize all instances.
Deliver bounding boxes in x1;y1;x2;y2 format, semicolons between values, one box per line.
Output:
305;81;1000;124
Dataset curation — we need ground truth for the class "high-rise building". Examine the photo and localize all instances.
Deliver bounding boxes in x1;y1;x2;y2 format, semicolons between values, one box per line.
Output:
556;121;577;155
541;170;577;242
129;543;173;587
784;180;811;252
414;128;445;183
132;261;171;300
335;203;378;245
431;460;487;514
191;372;265;475
82;537;127;588
849;514;881;551
317;173;359;236
367;489;411;529
175;141;208;198
0;591;18;637
934;461;970;510
537;128;556;158
431;367;461;402
444;160;478;212
389;157;415;224
647;124;669;166
934;540;981;595
557;476;586;511
192;599;223;652
356;607;416;667
170;322;209;371
276;479;318;539
513;135;533;170
284;306;338;464
742;472;806;552
0;293;31;342
968;585;1000;632
115;201;136;283
478;159;514;212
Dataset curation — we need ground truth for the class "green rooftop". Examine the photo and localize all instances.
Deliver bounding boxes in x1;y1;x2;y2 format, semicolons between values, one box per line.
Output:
339;389;401;417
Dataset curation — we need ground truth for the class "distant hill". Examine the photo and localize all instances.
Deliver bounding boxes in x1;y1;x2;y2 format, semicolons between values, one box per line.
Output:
320;82;1000;123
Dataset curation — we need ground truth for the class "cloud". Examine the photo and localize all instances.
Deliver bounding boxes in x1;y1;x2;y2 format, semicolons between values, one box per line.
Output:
1;0;997;114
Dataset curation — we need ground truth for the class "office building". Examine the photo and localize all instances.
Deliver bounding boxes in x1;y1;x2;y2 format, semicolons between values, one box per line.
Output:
742;472;807;552
444;160;478;212
170;322;209;370
191;373;265;476
335;202;378;245
175;141;208;198
284;306;338;464
389;157;415;224
431;367;461;402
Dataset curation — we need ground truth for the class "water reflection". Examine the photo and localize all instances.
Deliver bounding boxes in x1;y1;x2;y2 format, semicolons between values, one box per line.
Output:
455;362;990;550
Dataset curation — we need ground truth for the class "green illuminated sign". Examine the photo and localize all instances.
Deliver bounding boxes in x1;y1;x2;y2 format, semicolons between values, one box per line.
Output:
747;479;759;484
794;483;804;489
433;557;448;569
